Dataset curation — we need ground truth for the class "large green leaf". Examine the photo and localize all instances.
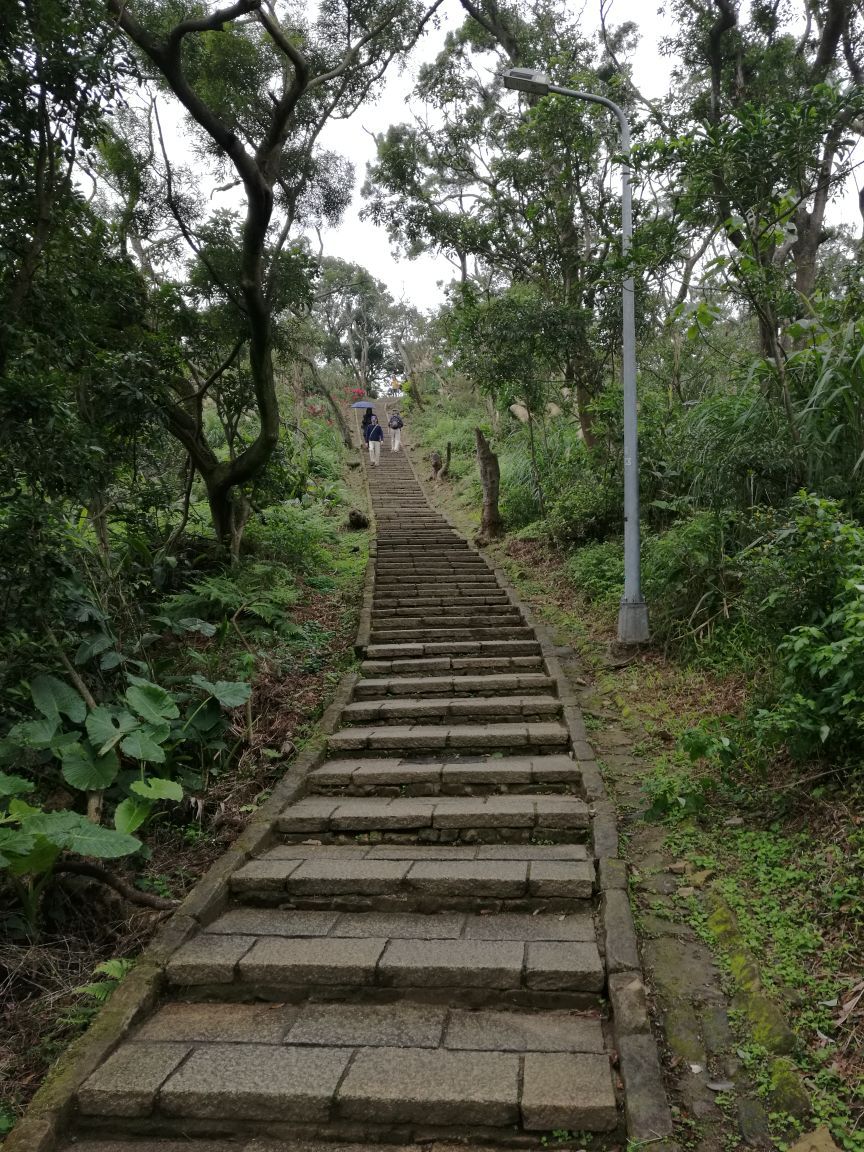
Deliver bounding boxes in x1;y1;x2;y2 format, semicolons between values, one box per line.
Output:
114;797;152;835
120;728;166;763
0;771;34;798
86;706;138;756
74;633;113;666
8;715;59;749
25;810;140;859
130;777;183;802
190;675;251;708
60;742;120;792
0;827;37;867
125;682;179;725
30;674;86;724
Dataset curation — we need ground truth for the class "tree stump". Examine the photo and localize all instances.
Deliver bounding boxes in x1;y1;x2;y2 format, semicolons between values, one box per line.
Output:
474;427;503;543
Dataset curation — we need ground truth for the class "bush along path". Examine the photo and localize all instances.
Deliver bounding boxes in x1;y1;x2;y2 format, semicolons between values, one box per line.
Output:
19;410;673;1151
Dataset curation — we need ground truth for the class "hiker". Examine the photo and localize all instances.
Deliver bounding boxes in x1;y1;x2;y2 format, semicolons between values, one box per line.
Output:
429;449;442;481
388;410;404;451
360;407;373;436
365;413;384;466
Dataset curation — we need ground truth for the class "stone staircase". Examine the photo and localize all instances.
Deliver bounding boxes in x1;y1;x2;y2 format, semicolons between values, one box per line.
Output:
63;420;626;1149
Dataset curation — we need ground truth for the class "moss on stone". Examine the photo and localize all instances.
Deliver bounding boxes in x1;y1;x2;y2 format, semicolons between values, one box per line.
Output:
733;992;796;1054
729;949;762;993
769;1057;811;1119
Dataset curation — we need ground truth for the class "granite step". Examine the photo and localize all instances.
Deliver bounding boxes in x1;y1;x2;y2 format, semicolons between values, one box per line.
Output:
352;673;555;698
369;628;534;645
370;613;523;630
340;695;562;726
326;720;568;756
164;911;604;1001
276;793;588;837
372;603;514;616
361;655;545;675
75;1039;618;1136
307;754;581;795
365;641;542;660
228;844;594;910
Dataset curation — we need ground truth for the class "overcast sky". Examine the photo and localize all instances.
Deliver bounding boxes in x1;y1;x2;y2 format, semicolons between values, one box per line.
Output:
316;0;863;313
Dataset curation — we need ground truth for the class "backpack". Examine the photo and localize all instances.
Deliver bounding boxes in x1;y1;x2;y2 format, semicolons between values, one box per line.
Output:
388;415;403;429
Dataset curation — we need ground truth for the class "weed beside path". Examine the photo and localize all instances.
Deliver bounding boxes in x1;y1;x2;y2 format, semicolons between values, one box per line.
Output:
413;455;863;1152
0;504;369;1139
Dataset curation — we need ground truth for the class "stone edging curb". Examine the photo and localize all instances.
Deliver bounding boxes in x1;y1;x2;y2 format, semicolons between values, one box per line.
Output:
6;493;370;1152
405;445;675;1144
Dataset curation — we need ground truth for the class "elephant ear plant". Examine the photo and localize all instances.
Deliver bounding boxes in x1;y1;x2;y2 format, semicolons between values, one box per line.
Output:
0;672;250;935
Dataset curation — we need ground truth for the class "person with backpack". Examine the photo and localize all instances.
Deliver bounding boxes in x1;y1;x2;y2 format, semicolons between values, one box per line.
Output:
365;413;384;466
388;410;404;451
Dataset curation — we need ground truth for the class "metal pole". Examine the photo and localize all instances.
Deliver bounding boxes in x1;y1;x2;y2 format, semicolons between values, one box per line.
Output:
548;86;649;643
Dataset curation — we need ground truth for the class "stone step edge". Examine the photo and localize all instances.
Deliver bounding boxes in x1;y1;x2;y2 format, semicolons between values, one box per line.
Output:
76;1044;619;1135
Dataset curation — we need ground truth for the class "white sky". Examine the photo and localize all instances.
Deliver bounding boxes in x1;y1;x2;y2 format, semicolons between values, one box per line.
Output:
316;0;863;312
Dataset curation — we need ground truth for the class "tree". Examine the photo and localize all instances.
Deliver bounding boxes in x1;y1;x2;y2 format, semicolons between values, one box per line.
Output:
314;257;401;394
362;0;650;443
105;0;444;544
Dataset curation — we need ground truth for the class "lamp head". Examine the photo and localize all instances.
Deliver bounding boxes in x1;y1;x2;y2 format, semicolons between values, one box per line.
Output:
502;68;551;95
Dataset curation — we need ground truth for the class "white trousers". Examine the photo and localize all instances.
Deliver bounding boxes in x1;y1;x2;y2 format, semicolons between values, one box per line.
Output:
391;428;402;451
368;440;381;465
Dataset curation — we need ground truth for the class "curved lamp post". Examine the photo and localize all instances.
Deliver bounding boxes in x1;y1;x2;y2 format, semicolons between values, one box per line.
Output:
503;67;649;644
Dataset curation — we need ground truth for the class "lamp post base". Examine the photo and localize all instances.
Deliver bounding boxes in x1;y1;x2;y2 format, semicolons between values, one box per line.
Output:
617;598;650;644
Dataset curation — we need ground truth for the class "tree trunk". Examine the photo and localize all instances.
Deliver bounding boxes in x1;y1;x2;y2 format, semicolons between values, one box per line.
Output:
474;428;503;542
441;441;452;479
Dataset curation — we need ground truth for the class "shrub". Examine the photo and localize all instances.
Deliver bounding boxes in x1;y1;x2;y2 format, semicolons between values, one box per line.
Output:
566;539;624;605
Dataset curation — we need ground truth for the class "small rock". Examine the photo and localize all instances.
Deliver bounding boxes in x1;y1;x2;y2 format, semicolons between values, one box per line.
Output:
724;816;745;826
737;1096;771;1146
690;869;715;887
669;862;687;875
707;1079;735;1092
678;886;696;898
788;1129;842;1152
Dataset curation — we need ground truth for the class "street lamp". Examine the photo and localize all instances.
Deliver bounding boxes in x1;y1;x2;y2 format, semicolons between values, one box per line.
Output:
503;67;649;644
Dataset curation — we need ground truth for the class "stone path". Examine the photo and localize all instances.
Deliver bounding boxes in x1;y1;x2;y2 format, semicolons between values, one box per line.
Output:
57;419;656;1150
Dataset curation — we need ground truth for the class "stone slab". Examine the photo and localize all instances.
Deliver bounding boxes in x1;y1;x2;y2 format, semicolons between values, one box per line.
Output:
287;859;410;894
331;912;465;938
406;860;526;898
475;844;588;861
445;1010;606;1053
288;1003;446;1048
528;861;595;899
520;1053;617;1131
462;913;596;942
78;1043;191;1116
137;1003;294;1044
525;942;605;992
379;939;524;988
159;1044;350;1121
229;858;300;892
205;909;338;936
238;937;387;985
166;935;256;985
337;1047;520;1126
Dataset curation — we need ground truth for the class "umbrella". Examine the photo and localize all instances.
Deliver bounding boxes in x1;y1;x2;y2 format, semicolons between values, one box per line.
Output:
350;400;375;408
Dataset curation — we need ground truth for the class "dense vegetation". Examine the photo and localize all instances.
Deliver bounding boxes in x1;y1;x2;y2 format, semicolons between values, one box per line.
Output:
2;0;863;1141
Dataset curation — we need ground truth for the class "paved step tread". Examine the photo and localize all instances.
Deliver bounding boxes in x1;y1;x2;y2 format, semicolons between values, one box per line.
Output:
78;1041;617;1132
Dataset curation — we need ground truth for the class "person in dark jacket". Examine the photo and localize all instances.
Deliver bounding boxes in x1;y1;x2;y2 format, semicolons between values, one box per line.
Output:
387;410;404;451
365;413;384;466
